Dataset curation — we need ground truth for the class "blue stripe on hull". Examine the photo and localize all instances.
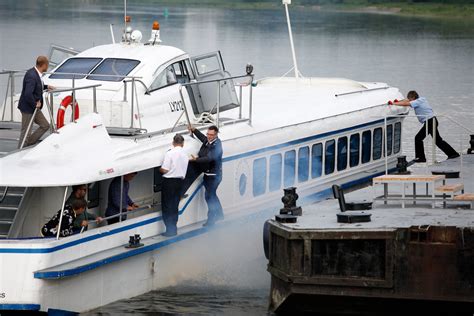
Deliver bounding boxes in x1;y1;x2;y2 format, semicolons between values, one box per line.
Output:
0;304;41;311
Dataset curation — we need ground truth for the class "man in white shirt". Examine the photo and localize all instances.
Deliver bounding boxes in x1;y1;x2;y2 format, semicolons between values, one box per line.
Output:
160;134;189;236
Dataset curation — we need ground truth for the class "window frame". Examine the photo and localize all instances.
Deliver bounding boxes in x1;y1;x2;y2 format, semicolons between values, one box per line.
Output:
269;154;283;192
362;130;372;164
337;137;348;172
373;127;383;160
253;157;267;197
298;146;310;183
324;140;336;175
349;133;360;168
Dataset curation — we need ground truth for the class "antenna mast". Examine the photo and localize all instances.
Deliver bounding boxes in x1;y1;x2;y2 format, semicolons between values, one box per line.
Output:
283;0;300;79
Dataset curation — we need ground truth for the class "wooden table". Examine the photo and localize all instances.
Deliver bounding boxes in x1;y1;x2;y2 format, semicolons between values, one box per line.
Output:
373;174;446;208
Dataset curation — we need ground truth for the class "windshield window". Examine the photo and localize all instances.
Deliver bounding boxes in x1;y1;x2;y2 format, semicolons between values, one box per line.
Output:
50;58;102;79
87;58;140;82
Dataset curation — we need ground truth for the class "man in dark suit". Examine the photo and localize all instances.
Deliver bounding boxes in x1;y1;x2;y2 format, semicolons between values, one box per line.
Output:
18;56;54;148
188;125;224;227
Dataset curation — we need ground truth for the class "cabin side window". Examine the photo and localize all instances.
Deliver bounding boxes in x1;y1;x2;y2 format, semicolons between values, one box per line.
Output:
337;137;348;171
298;147;310;183
394;122;401;154
269;154;282;192
311;143;323;179
284;150;296;188
386;124;393;156
373;127;383;160
350;133;360;167
194;55;221;75
362;130;372;164
325;140;335;175
253;158;267;196
150;65;178;91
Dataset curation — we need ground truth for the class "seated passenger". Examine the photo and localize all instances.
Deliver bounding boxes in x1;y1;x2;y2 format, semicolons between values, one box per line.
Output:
66;184;103;233
105;173;139;225
41;199;87;238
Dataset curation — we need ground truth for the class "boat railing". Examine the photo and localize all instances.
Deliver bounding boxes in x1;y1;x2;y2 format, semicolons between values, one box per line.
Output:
376;113;472;180
0;69;27;122
174;73;254;132
83;203;157;232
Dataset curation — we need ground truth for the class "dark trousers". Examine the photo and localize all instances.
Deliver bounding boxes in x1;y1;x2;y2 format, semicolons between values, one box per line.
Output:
161;177;184;233
415;117;458;160
203;174;224;223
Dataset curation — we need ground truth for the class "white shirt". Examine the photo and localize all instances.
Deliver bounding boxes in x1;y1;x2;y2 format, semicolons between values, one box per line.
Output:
162;146;189;179
35;66;45;87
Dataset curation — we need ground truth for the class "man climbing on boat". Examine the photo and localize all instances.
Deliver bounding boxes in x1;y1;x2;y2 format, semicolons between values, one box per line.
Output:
188;125;224;227
392;91;460;163
17;56;55;148
160;134;189;237
41;199;88;238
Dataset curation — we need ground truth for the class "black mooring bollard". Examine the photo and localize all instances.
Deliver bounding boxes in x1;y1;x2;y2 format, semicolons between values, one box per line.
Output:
279;187;302;216
468;134;474;154
396;155;410;174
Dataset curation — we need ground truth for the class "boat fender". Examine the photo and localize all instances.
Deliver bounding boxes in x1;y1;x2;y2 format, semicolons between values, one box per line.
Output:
57;95;80;129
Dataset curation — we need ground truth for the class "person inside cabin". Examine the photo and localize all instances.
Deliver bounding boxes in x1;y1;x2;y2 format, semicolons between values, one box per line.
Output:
159;134;189;237
41;199;87;238
17;56;55;148
187;125;224;227
392;91;460;163
66;184;103;233
105;172;139;225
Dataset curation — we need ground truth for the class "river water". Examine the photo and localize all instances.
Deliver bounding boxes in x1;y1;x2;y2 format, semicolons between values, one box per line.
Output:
0;0;473;314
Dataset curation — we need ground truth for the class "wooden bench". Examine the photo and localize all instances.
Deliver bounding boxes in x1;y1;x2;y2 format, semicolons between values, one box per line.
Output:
373;174;446;208
453;193;474;209
435;183;464;198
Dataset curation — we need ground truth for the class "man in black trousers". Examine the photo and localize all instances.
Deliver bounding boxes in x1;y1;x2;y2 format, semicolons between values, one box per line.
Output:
393;90;459;162
18;56;54;148
160;134;189;236
188;125;224;227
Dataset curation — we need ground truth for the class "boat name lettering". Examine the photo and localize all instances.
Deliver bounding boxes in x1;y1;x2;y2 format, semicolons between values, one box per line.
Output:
0;292;5;299
169;100;184;112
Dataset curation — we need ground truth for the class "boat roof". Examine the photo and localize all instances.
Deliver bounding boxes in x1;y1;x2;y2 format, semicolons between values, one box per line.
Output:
46;43;187;86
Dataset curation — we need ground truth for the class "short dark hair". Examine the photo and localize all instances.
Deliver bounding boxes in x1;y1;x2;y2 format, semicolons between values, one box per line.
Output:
208;125;219;133
71;198;87;210
407;90;419;100
173;134;184;145
36;56;49;67
72;184;87;193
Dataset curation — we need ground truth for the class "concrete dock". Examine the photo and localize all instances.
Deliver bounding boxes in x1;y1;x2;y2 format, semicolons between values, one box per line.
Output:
266;154;474;315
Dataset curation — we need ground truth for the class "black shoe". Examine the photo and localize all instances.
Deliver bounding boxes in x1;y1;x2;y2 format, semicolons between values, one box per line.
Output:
447;154;460;160
413;158;426;163
203;221;215;227
162;230;177;237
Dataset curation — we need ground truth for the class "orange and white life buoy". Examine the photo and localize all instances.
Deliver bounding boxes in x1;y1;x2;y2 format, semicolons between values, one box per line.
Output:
57;95;80;129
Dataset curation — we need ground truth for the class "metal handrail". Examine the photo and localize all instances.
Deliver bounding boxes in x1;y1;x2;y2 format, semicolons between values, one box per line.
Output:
335;86;390;97
88;203;156;227
51;84;102;94
176;73;254;132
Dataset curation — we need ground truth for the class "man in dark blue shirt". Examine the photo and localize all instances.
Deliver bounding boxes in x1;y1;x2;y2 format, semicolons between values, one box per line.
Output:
105;172;139;225
188;125;224;227
18;56;54;148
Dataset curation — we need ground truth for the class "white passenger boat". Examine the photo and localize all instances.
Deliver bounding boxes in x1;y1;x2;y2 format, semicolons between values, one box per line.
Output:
0;5;408;314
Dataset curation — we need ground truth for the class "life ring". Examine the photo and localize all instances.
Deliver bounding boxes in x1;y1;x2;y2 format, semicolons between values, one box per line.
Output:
57;95;80;129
